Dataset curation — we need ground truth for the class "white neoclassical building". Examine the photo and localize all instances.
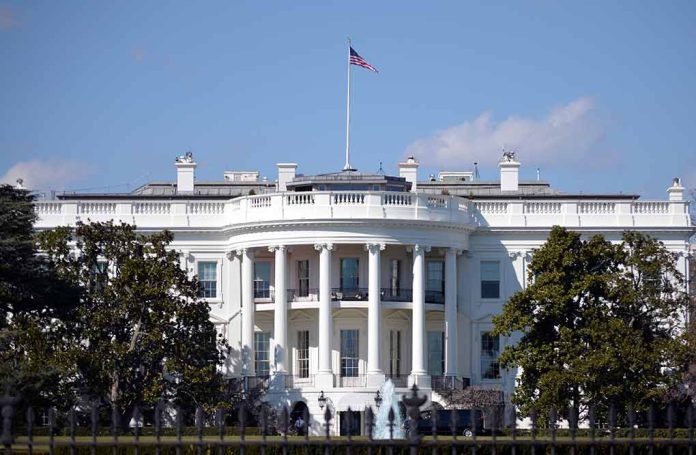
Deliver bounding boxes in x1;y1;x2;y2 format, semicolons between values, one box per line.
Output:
33;153;692;435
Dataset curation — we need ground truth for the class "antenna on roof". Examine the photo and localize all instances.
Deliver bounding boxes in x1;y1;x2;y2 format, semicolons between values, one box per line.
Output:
537;168;540;181
377;161;385;176
474;162;480;181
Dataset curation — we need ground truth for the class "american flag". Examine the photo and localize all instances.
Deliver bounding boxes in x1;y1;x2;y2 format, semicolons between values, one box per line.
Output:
350;47;378;73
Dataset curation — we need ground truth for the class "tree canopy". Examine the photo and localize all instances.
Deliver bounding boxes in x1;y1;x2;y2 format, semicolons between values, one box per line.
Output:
493;226;692;419
37;221;229;416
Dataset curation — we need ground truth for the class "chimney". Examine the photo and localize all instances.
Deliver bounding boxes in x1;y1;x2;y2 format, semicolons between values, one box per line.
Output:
277;163;298;192
499;151;520;192
667;177;684;201
398;156;419;192
175;152;196;194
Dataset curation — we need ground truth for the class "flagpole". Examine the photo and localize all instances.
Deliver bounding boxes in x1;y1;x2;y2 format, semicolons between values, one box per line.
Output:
344;38;353;171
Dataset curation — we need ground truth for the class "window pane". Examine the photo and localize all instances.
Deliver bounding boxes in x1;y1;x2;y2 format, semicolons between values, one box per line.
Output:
297;330;309;378
197;262;217;298
255;332;271;377
481;332;500;379
340;259;359;290
340;329;359;377
390;260;401;295
428;331;444;376
254;262;271;298
481;261;500;299
389;330;401;377
426;261;444;292
298;260;309;297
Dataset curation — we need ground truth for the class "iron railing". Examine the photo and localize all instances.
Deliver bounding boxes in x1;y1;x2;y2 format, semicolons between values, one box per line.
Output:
425;290;445;304
381;288;413;302
286;288;319;302
1;385;694;454
331;288;369;301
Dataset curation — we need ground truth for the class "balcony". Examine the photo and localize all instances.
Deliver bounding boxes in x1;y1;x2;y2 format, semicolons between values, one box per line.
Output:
425;290;445;304
286;288;319;302
380;288;413;302
285;375;315;389
431;376;471;391
336;374;367;388
331;288;369;301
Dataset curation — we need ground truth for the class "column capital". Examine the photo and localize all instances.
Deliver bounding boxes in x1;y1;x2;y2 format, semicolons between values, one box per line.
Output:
314;243;335;252
364;243;386;253
447;247;463;256
235;248;255;258
413;244;431;253
524;250;535;261
508;251;523;260
225;250;236;260
268;245;287;253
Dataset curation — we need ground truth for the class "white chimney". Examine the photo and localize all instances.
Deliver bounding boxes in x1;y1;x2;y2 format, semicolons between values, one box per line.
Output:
175;152;196;194
398;156;419;192
667;177;684;201
499;152;520;192
277;163;298;192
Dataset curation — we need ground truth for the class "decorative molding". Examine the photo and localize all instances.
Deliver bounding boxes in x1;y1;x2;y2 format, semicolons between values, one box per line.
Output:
267;245;286;253
508;251;522;260
413;244;432;253
364;243;386;253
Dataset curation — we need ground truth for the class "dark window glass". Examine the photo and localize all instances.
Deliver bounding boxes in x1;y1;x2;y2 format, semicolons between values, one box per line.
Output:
198;262;217;298
297;260;309;297
340;329;359;377
340;258;359;291
481;332;500;379
480;261;500;299
297;330;309;378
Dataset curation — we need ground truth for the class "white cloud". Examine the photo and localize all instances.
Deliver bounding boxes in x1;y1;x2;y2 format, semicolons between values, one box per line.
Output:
0;4;20;30
405;97;606;168
1;159;90;191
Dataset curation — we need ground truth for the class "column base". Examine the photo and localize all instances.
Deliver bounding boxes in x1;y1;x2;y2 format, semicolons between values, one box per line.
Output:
366;372;386;388
315;372;334;389
408;373;431;389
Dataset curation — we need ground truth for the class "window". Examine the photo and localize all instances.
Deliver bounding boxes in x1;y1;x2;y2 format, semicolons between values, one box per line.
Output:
389;260;401;296
254;262;271;298
198;262;217;298
340;258;359;291
297;330;309;378
480;261;500;299
481;332;500;379
297;260;310;297
427;331;445;376
255;332;271;377
426;261;444;302
389;330;401;378
340;329;359;377
90;261;108;291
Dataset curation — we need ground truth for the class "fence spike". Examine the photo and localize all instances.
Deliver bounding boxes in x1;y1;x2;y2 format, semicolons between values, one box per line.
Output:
431;407;438;439
48;407;56;455
216;408;224;440
133;405;141;439
238;402;247;439
365;407;374;441
589;404;596;442
324;406;332;439
569;407;578;441
27;407;35;455
549;407;557;441
303;405;310;440
260;406;268;440
91;400;98;438
281;406;289;439
387;406;395;440
196;405;204;440
608;403;616;440
530;408;538;440
450;408;458;439
347;406;353;441
154;402;162;439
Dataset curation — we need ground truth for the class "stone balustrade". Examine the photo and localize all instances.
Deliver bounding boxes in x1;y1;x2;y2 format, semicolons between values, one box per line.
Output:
33;192;689;229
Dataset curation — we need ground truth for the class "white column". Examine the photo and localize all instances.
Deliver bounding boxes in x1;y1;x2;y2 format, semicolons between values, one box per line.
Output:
271;245;288;375
410;244;429;387
444;248;458;377
315;243;334;388
240;248;255;377
366;243;385;386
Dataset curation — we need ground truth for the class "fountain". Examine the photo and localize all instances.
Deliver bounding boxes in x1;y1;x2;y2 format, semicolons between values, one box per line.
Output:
373;379;405;439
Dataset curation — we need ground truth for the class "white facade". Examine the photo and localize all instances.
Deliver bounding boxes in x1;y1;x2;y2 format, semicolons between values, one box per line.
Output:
32;155;693;435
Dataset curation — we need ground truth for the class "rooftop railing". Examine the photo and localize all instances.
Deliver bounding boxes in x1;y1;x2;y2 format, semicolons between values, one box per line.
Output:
33;192;690;230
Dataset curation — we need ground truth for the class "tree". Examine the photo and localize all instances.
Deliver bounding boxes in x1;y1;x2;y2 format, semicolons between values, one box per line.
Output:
37;221;229;420
0;184;78;408
493;226;691;421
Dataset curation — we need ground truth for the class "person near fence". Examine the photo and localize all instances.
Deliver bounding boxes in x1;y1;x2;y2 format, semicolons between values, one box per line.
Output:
294;415;305;436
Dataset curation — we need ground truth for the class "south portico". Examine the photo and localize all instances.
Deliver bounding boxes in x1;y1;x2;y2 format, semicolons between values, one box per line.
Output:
229;231;470;393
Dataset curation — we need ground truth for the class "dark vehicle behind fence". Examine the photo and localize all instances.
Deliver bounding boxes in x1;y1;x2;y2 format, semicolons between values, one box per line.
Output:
415;409;484;436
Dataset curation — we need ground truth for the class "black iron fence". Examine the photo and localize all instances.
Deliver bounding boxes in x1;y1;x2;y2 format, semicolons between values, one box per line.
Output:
1;384;695;454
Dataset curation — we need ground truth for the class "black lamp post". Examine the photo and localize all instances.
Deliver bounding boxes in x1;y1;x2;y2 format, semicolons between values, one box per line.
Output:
318;391;327;410
374;390;383;408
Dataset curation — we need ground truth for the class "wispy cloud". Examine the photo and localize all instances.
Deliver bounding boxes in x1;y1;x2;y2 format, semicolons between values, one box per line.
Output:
0;3;20;30
1;159;90;192
405;97;607;169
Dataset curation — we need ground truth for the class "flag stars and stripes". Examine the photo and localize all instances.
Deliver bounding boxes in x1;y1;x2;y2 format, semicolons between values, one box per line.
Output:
350;47;378;73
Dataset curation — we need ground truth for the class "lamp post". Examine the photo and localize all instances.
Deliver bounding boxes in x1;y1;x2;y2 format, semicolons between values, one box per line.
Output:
374;390;382;408
318;391;327;411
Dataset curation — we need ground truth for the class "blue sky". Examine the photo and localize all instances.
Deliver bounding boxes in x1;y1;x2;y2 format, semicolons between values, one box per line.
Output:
1;1;695;199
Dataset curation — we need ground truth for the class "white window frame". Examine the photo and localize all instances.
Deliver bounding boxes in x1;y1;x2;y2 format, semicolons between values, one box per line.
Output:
479;259;502;301
194;257;223;303
473;323;504;384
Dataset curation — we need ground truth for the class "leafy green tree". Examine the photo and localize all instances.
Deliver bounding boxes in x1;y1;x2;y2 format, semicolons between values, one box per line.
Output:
38;221;229;420
0;184;78;408
493;226;691;420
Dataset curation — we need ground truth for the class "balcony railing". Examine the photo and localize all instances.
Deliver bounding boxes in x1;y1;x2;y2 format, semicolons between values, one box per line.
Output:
254;288;272;300
425;290;445;304
336;374;367;388
380;288;413;302
431;376;472;390
287;288;319;302
331;288;369;301
386;375;409;388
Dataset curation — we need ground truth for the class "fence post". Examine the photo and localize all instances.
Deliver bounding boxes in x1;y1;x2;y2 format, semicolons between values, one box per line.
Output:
402;384;426;455
1;386;20;455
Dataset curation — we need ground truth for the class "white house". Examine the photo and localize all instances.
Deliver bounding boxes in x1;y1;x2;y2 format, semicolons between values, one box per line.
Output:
33;152;693;435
